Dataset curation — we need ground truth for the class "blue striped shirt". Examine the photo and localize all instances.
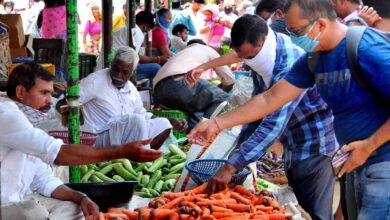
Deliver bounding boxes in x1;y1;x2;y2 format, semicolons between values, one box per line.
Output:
228;33;338;170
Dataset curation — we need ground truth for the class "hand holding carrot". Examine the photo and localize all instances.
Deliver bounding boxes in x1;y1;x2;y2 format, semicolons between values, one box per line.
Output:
206;163;237;195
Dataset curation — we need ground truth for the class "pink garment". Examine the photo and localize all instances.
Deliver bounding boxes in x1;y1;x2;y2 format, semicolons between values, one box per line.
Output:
204;16;225;47
41;5;67;40
152;26;168;48
84;20;102;36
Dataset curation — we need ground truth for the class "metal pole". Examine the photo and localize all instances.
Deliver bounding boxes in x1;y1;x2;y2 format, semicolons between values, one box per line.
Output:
66;0;81;183
127;0;135;49
103;0;113;68
145;0;152;56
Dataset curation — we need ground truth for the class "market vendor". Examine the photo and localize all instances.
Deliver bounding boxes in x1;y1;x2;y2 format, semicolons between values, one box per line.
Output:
188;15;338;219
77;46;186;149
153;40;235;129
1;62;163;219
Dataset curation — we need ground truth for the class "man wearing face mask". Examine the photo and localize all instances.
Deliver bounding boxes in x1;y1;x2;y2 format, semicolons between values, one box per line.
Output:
79;46;183;150
189;15;338;219
255;0;290;36
219;0;238;40
96;10;167;87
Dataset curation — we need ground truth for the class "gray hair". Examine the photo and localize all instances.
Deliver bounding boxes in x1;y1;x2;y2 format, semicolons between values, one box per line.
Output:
113;46;139;67
284;0;337;21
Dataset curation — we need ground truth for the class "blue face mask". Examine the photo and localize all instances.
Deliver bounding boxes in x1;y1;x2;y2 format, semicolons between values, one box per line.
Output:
156;14;172;30
290;24;322;52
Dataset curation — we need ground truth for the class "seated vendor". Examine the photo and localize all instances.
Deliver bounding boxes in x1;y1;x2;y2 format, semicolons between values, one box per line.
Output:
77;46;186;149
153;40;235;129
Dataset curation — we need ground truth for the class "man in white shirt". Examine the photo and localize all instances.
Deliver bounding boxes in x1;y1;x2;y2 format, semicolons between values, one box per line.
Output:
153;40;235;129
171;24;189;52
81;46;184;149
1;62;163;219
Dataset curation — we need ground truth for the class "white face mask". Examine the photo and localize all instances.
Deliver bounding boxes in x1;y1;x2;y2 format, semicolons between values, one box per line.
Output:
267;17;272;26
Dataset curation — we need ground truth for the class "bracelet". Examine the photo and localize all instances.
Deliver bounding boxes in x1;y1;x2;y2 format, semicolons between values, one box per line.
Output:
78;195;88;204
155;56;161;64
213;117;222;133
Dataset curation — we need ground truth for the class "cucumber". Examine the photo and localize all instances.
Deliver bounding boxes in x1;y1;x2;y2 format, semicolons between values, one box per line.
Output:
169;155;183;160
98;164;114;175
97;161;112;168
154;180;164;192
148;188;160;197
113;175;125;182
162;167;171;174
135;192;153;198
134;163;146;172
162;179;176;191
87;164;99;171
164;173;181;180
141;175;150;187
94;172;115;182
168;144;186;159
80;165;88;176
81;169;95;183
148;157;165;173
113;163;138;181
137;171;143;182
90;174;103;183
147;170;162;189
168;162;185;174
169;158;186;165
121;159;138;176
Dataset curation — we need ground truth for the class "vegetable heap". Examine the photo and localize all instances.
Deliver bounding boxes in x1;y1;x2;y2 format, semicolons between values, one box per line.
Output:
80;144;186;197
256;153;287;185
88;184;292;220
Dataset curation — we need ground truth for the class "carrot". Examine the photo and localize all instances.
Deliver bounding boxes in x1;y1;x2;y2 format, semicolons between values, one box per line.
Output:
103;213;128;219
223;191;232;199
187;183;208;195
255;205;273;213
219;216;250;220
160;197;184;209
151;208;176;219
211;212;249;218
190;206;202;218
267;214;291;220
209;205;234;213
253;210;266;215
210;193;224;200
180;214;191;220
149;198;170;208
138;207;151;220
121;210;138;219
254;195;264;206
234;186;256;200
107;208;125;214
196;199;237;207
200;215;216;220
183;195;204;202
262;196;280;208
250;215;269;220
202;208;211;216
164;192;186;200
169;212;180;220
230;192;251;205
99;212;106;220
226;204;251;213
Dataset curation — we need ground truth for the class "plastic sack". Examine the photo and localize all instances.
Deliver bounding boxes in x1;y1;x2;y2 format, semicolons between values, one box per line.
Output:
229;73;253;106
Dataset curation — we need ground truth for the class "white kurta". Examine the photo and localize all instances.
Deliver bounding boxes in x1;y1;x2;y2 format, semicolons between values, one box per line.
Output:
79;69;171;139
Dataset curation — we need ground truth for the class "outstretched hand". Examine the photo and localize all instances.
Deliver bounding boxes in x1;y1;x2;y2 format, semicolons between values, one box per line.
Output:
188;119;219;145
123;139;163;162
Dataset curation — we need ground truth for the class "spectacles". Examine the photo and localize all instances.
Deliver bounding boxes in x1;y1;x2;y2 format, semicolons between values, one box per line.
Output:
286;19;316;37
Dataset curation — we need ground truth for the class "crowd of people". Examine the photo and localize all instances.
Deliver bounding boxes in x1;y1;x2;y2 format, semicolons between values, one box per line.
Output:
1;0;389;219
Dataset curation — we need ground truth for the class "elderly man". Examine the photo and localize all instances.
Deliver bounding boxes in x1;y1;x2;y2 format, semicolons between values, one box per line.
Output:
189;15;338;219
153;40;235;129
80;46;184;149
1;62;162;220
189;0;390;219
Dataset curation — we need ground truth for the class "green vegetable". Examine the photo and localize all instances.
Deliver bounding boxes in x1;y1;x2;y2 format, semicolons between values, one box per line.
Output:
80;165;88;176
98;164;114;175
169;158;186;165
113;163;138;181
162;167;171;174
169;155;183;160
97;161;112;168
113;175;125;182
144;162;153;167
134;163;146;172
148;188;160;197
168;162;185;174
168;144;186;159
164;173;181;180
141;175;150;187
81;169;95;183
121;159;138;176
147;170;162;189
90;174;103;183
94;171;115;182
154;180;164;192
148;157;165;173
87;164;99;171
135;192;153;198
137;171;143;182
162;179;176;191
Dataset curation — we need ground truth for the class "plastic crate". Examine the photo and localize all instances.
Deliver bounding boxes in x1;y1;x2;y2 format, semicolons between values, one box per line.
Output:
185;159;251;185
48;130;98;145
148;109;187;139
79;53;97;79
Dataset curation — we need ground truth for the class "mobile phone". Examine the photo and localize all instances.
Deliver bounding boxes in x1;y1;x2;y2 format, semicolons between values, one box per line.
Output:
331;148;350;178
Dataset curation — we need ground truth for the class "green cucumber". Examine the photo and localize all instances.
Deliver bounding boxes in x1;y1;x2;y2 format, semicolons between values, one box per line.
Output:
80;165;88;176
81;169;95;183
97;161;112;168
98;164;114;175
90;174;103;183
148;188;160;197
113;175;125;182
121;159;138;176
137;171;143;182
162;179;176;191
148;157;165;173
147;170;162;189
154;180;164;192
169;158;186;165
168;162;185;174
169;155;183;160
141;175;150;187
164;173;181;180
87;164;99;171
162;167;171;174
135;192;153;198
168;144;186;159
113;163;138;181
134;163;146;172
94;172;115;182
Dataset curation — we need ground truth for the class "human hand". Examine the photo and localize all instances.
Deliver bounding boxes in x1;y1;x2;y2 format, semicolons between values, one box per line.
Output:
185;68;204;87
79;196;99;220
169;118;188;133
359;6;382;27
160;55;169;64
187;119;219;145
122;139;164;162
206;163;237;195
337;139;374;177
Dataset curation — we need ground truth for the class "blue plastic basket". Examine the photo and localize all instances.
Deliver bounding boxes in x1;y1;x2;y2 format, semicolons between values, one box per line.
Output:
185;159;251;185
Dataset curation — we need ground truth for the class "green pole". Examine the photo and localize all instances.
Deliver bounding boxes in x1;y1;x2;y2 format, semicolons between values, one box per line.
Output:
168;0;172;9
66;0;81;183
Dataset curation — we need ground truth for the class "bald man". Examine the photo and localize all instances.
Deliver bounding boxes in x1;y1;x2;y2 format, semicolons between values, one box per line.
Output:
77;46;176;149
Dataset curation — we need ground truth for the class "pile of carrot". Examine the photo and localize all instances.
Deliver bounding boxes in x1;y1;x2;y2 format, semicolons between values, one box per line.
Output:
88;184;292;220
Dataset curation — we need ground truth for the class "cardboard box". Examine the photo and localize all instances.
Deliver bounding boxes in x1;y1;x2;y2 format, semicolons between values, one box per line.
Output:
10;47;28;58
0;14;25;48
